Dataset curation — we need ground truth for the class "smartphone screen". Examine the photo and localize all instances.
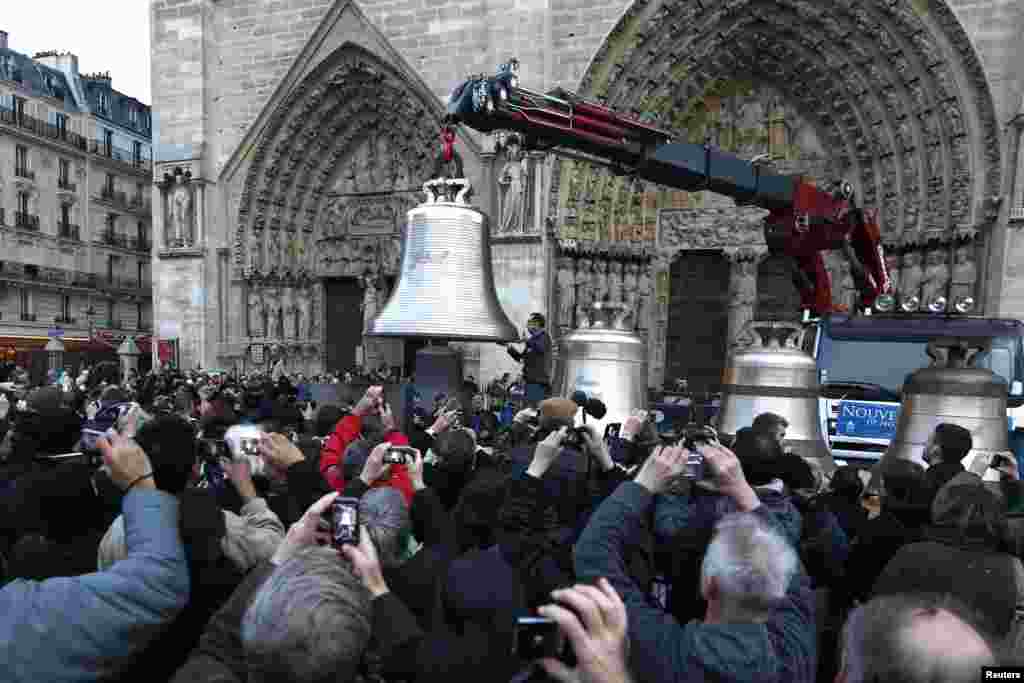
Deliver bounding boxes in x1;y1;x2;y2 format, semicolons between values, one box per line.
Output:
331;498;360;547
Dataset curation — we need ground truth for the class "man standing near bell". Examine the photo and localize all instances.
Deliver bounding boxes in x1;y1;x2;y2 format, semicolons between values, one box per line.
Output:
499;312;552;407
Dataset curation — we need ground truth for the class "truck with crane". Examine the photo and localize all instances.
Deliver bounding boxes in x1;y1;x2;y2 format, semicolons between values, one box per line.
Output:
444;59;1024;463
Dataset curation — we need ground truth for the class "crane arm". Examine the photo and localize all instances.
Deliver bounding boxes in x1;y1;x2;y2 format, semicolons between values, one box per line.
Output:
445;61;894;315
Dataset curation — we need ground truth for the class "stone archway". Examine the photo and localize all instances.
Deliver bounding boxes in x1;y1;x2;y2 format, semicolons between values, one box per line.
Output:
548;0;1002;388
229;44;449;374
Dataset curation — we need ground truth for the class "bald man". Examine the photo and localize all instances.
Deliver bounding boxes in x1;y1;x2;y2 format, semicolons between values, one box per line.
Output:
836;593;997;683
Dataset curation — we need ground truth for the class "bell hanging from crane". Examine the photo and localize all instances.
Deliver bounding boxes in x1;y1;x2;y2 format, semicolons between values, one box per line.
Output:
367;176;518;342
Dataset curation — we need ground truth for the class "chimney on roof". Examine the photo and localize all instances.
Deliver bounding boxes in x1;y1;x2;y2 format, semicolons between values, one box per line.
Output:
35;50;79;77
0;31;8;50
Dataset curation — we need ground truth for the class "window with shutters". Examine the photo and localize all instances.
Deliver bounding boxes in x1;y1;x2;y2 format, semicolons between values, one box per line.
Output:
58;158;70;186
62;295;72;321
19;289;32;318
15;145;28;175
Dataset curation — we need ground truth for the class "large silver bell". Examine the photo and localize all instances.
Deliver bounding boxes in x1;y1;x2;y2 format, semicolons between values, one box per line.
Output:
554;302;648;439
368;177;518;342
886;338;1008;469
716;321;831;466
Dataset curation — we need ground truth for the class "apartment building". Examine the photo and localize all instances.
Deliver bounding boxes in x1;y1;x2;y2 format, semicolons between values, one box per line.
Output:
0;30;153;365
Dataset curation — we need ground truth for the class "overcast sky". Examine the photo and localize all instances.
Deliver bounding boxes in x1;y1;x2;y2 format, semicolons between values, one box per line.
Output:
4;0;151;105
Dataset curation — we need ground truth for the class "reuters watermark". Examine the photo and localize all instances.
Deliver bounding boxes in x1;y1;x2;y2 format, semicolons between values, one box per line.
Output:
984;669;1024;680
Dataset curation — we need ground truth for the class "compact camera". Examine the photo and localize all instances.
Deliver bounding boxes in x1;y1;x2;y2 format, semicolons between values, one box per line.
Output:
560;426;591;450
384;446;417;465
513;616;565;661
330;497;361;547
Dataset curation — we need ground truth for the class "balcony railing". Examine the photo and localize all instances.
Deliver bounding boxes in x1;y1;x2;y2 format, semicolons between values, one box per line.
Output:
88;140;152;173
97;230;150;252
58;179;77;192
129;195;152;213
0;107;89;152
15;167;35;181
97;188;150;214
15;212;40;231
58;223;81;241
20;313;37;322
53;316;77;325
1011;206;1024;223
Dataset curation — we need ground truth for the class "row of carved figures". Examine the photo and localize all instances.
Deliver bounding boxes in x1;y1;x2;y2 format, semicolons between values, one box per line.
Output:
247;286;321;340
553;256;653;332
317;237;403;278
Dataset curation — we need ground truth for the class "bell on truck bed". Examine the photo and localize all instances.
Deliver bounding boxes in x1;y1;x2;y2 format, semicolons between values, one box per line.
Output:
716;321;832;468
886;338;1008;469
554;302;648;440
368;177;518;342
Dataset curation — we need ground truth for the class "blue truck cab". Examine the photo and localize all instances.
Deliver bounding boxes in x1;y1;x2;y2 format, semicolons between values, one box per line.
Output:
809;314;1024;464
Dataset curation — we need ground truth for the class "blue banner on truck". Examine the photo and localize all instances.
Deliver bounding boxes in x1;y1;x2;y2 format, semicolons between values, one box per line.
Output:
836;400;900;439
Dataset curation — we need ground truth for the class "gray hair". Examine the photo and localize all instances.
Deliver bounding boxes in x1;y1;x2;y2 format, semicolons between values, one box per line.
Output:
242;546;372;683
839;593;996;683
700;513;798;621
360;487;411;569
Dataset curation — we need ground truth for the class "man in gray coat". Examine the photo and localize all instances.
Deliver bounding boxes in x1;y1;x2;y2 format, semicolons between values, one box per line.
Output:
0;432;190;682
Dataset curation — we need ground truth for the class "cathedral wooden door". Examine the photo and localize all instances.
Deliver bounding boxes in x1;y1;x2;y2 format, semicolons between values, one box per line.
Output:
664;251;731;395
324;278;364;373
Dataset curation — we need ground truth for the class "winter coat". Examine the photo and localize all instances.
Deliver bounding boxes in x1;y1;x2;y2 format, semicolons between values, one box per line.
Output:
319;413;414;504
576;482;817;683
0;489;189;682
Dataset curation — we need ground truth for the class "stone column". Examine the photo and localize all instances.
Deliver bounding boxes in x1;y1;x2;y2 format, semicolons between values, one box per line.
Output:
724;247;768;348
648;253;671;389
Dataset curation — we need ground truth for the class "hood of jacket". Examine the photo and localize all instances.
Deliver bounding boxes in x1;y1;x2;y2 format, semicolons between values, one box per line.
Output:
673;621;780;683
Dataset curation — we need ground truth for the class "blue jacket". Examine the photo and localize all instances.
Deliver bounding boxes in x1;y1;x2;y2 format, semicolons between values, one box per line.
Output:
0;489;190;682
576;482;817;683
654;483;803;548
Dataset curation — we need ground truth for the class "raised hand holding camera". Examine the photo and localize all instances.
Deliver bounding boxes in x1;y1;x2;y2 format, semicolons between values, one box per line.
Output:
537;578;633;683
529;426;568;478
360;442;393;486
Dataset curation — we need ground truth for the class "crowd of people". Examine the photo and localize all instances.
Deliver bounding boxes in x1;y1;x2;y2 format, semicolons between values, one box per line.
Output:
0;359;1022;682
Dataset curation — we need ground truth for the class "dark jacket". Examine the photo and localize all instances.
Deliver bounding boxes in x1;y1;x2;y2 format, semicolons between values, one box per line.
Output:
873;528;1024;640
507;330;552;386
575;482;817;683
1;489;189;683
843;499;930;605
923;460;966;501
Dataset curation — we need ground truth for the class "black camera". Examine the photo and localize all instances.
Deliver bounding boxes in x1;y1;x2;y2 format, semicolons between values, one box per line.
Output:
682;426;717;452
384;446;417;465
513;616;565;660
561;425;590;450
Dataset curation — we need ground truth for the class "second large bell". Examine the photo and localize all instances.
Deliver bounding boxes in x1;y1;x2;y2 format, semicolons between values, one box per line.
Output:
368;178;518;342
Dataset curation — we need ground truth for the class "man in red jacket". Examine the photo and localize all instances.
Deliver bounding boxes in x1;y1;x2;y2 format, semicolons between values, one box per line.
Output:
319;386;416;504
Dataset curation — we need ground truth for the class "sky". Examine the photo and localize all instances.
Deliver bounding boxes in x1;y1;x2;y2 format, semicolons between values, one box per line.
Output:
3;0;152;105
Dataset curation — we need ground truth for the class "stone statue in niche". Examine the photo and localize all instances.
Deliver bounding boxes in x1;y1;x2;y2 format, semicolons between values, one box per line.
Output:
555;257;576;329
498;149;528;234
265;290;282;339
900;250;924;307
575;259;595;325
636;264;652;332
249;238;265;274
267;230;282;269
727;258;758;346
309;288;321;338
595;259;610;302
282;288;296;339
950;244;977;305
921;247;951;306
248;290;265;337
385;237;402;274
361;275;380;333
167;171;194;248
623;261;640;313
297;286;311;340
885;254;902;295
609;261;625;305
